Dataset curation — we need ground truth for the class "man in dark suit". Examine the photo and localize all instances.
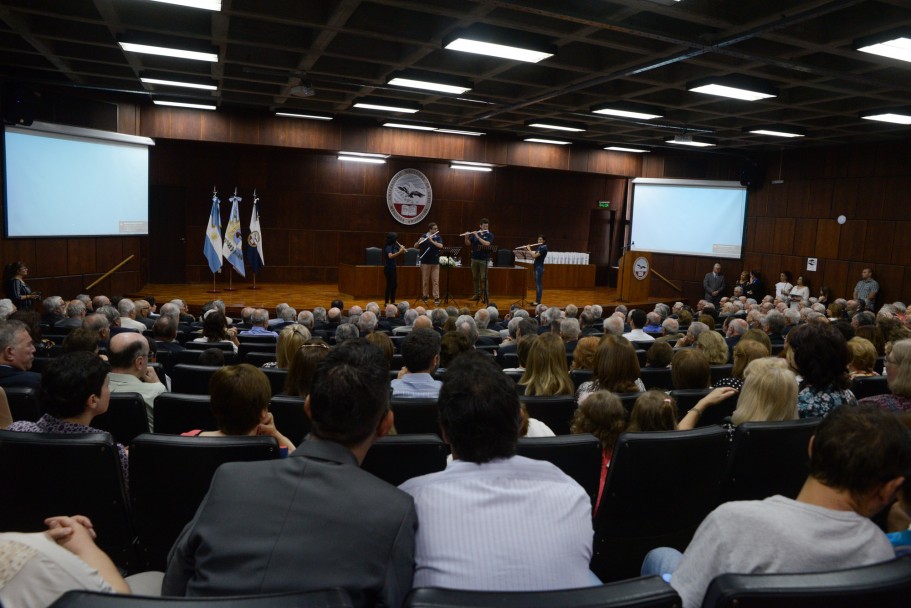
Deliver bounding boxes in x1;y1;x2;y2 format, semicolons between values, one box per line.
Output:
0;320;40;389
703;263;726;305
163;340;416;606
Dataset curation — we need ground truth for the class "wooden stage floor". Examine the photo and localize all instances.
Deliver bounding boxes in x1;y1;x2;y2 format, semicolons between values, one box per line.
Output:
132;282;671;316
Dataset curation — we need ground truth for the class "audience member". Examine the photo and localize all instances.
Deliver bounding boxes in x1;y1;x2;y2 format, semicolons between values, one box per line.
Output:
671;349;711;390
238;309;278;338
695;330;729;365
787;322;856;418
577;336;644;401
193;311;239;353
645;341;673;368
519;333;574;396
570;336;599;370
284;339;330;397
847;336;879;378
107;332;167;429
0;319;40;389
570;390;628;512
391;329;443;399
714;340;769;390
860;339;911;412
628;390;678;432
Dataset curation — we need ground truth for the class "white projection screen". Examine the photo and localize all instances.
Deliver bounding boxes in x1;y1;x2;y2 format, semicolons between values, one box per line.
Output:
629;178;748;259
4;122;154;237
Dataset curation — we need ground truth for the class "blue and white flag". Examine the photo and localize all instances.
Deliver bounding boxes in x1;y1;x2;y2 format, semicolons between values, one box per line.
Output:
246;191;264;274
204;191;223;274
222;189;246;277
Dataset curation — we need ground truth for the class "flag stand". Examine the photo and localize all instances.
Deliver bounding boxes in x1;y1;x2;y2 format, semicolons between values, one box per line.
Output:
207;272;220;293
248;273;260;290
225;268;237;291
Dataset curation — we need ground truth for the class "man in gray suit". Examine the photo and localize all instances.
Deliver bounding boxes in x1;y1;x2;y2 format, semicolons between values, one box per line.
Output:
703;263;726;305
163;340;416;607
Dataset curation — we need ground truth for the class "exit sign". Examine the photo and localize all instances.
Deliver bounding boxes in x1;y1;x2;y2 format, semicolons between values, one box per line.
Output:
598;201;610;208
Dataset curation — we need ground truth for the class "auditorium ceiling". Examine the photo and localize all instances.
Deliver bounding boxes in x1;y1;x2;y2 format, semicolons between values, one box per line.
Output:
2;0;911;151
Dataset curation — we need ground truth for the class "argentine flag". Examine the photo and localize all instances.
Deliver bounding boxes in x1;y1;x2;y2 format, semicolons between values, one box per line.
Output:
204;192;223;274
222;191;246;277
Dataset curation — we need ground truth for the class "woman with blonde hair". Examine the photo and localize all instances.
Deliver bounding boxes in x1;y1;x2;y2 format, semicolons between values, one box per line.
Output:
847;336;879;378
265;323;311;369
715;340;770;390
519;333;574;396
576;335;644;401
284;338;330;397
860;339;911;412
696;330;729;365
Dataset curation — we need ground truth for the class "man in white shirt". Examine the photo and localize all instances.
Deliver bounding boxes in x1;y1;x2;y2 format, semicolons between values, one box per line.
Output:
399;351;595;591
107;332;167;429
622;309;655;342
643;405;910;608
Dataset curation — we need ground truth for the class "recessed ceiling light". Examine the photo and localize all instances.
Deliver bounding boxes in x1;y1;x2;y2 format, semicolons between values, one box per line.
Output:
352;97;421;114
275;111;333;121
338;155;386;164
855;29;911;63
860;110;911;125
745;125;806;138
141;77;217;91
526;119;586;132
443;25;556;63
591;103;663;120
687;76;777;101
523;138;571;145
664;134;716;147
387;71;473;95
146;0;222;9
383;122;437;131
119;41;217;62
338;151;389;158
153;99;216;110
450;164;492;172
436;129;486;136
451;161;495;167
605;146;650;153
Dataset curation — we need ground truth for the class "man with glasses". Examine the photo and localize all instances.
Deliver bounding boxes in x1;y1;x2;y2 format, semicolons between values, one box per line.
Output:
107;332;167;429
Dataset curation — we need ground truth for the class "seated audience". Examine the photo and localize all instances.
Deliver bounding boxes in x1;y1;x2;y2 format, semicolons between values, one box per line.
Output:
643;405;911;608
264;324;310;369
192;311;239;353
577;335;644;402
860;339;911;412
628;390;678;432
671;349;711;390
152;316;184;353
570;336;599;370
0;319;40;389
107;332;167;430
399;352;596;591
198;347;224;367
645;341;673;368
571;390;628;512
519;333;574;396
847;336;879;378
439;331;471;368
787;322;856;418
365;331;394;364
391;329;443;399
284;339;330;397
7;351;129;485
238;308;278;338
695;330;729;365
163;340;416;605
714;340;769;390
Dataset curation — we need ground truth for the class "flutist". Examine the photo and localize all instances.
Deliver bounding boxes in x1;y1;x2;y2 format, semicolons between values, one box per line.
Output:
525;234;548;306
383;231;406;306
415;222;443;306
464;218;494;304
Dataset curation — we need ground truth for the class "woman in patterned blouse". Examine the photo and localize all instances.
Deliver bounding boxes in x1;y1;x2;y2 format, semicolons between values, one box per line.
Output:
787;322;857;418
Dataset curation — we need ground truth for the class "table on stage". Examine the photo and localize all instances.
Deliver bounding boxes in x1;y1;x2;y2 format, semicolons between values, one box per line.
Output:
338;263;596;299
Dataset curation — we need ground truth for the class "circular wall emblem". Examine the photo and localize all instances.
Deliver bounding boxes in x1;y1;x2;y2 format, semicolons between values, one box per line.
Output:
387;168;432;225
633;256;650;280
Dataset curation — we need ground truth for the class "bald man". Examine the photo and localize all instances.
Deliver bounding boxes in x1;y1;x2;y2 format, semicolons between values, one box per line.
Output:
106;332;167;429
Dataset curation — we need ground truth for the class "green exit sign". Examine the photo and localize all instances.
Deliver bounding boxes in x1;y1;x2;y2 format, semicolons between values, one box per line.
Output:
598;201;610;208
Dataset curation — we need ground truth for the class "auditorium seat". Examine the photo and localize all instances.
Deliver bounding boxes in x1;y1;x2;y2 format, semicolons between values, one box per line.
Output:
153;393;215;435
403;248;419;266
591;426;729;582
269;395;310;446
669;388;713;419
519;395;577;435
51;588;354;608
261;367;288;396
709;364;733;385
237;334;279;344
170;364;220;394
92;392;150;445
405;576;680;608
174;350;239;366
6;386;40;422
851;375;890;399
500;352;520;369
640;367;674;390
721;418;819;503
243;351;278;367
570;369;593;390
390;398;440;435
129;433;279;571
183;341;236;352
238;342;277;361
361;434;449;487
700;555;911;608
365;246;382;266
0;430;137;572
517;434;601;508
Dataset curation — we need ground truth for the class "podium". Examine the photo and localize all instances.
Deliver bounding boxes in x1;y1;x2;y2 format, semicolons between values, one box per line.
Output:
617;251;652;303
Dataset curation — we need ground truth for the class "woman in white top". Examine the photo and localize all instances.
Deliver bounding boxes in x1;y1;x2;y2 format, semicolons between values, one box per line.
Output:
192;310;239;353
774;271;793;302
789;275;811;309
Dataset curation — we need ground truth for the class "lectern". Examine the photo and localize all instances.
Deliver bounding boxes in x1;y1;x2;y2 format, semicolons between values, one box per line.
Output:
617;251;652;303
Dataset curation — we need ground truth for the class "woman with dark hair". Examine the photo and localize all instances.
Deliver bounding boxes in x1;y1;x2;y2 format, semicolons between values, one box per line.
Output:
787;322;856;418
570;390;627;512
576;335;644;402
818;285;833;306
525;234;548;307
3;261;38;310
383;232;406;306
7;351;128;485
10;309;55;351
735;270;750;295
744;269;764;301
774;271;793;302
789;275;810;309
284;339;330;397
192;310;239;353
671;348;711;390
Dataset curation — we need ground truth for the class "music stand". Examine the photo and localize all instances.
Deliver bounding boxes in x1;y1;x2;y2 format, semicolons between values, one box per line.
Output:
512;248;534;307
439;246;462;307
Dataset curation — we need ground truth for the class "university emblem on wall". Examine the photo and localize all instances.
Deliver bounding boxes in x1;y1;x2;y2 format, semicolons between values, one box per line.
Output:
387;168;432;225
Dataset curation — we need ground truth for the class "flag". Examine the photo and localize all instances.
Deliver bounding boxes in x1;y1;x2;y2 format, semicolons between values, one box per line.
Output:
204;191;223;274
222;190;246;277
246;191;264;274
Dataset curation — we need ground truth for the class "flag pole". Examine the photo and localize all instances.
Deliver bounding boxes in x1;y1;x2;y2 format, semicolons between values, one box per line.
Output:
206;186;222;293
209;272;219;294
226;267;236;291
248;187;262;290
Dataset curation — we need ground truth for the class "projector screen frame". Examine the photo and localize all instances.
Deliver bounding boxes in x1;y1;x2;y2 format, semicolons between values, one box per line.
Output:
2;121;155;239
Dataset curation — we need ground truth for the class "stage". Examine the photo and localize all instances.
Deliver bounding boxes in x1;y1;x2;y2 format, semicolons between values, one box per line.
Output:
129;281;671;317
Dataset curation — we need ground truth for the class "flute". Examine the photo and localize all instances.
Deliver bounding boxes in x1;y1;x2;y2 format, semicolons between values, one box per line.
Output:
415;230;439;246
460;228;490;237
516;242;543;249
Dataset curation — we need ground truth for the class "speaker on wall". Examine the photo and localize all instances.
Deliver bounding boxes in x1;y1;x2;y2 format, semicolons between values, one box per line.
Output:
740;159;764;190
1;82;41;126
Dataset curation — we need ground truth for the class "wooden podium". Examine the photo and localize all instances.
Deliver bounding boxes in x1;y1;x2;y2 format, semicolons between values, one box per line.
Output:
617;251;652;302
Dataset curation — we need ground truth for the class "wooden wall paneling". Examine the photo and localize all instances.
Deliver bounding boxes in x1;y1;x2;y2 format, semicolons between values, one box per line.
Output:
875;265;904;306
138;106;172;138
770;217;796;255
760;255;783;286
830;178;859;223
201;112;230;143
823;259;850;300
793;219;818;258
863;220;896;262
855;176;884;220
765;182;790;218
879;176;911;221
742;253;763;275
891;221;911;266
839;142;878;178
837;219;866;262
263;226;290;267
315;154;343;194
874;140;911;177
814;219;841;260
746;184;769;218
66;239;95;275
752;218;774;253
903;266;911;302
229;113;261;145
169;108;203;141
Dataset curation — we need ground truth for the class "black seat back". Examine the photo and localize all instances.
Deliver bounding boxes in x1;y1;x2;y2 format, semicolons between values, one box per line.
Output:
701;555;911;608
171;364;220;394
153;393;215;435
129;433;279;571
269;395;310;446
851;375;890;399
361;434;449;486
244;351;277;366
174;350;239;366
517;434;602;507
592;426;729;582
570;369;593;390
640;367;674;390
0;430;136;571
390;398;440;435
52;588;353;608
92;392;150;445
184;341;235;352
261;367;287;396
6;386;40;422
721;418;819;503
519;395;577;435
